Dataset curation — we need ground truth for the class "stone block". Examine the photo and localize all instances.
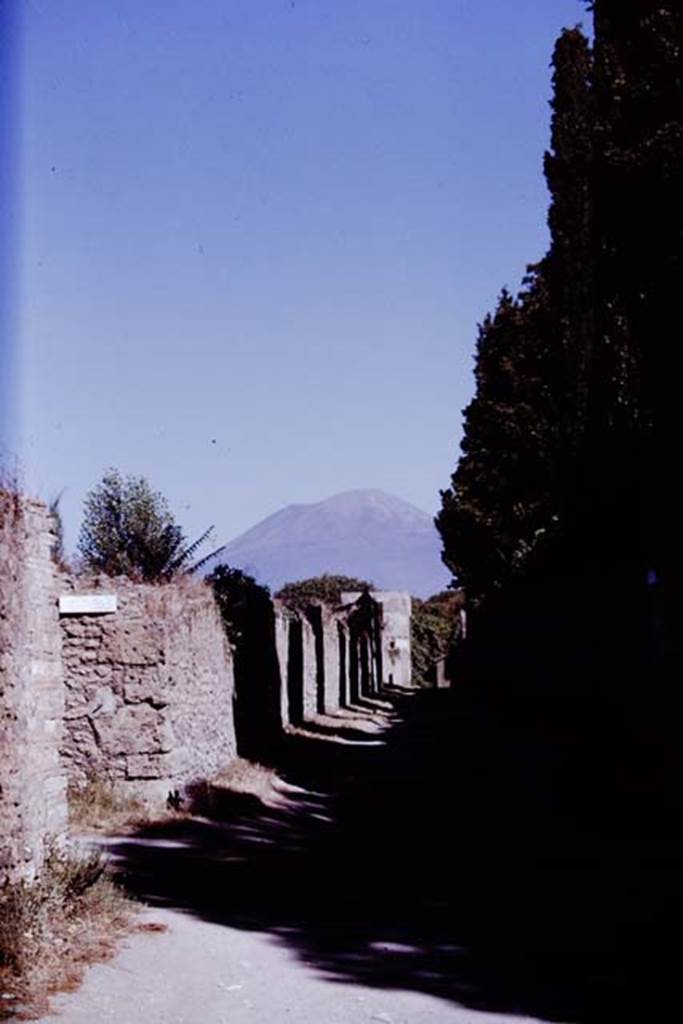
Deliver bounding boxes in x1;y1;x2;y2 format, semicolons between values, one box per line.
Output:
94;703;173;756
126;752;173;779
123;670;167;708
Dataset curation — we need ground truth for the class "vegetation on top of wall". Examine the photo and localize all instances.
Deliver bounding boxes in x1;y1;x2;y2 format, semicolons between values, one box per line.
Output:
208;564;272;645
77;469;224;582
0;490;19;525
0;456;21;503
411;590;464;687
275;574;374;611
209;564;281;760
0;472;22;523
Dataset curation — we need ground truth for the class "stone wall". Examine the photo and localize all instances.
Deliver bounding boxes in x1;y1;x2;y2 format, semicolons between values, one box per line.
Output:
0;495;67;884
378;592;412;688
301;611;320;719
274;608;291;727
1;490;415;881
343;591;412;688
272;591;392;724
274;603;342;726
60;575;235;803
322;610;342;712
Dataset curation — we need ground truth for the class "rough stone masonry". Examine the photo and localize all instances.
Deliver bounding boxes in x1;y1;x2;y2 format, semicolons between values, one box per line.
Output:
0;494;67;884
60;575;236;804
1;491;415;885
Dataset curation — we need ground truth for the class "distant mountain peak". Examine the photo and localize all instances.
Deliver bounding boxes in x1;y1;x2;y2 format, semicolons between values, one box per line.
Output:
316;488;431;516
213;489;450;598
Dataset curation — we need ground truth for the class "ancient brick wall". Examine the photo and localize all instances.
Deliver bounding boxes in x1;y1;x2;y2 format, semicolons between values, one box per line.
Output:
60;575;235;803
0;495;67;884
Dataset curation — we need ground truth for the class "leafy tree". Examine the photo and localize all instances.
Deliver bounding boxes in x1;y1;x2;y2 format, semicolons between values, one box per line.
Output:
78;469;223;581
275;574;374;611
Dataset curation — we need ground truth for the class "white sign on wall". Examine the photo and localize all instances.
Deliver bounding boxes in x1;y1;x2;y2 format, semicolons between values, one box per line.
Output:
59;594;118;615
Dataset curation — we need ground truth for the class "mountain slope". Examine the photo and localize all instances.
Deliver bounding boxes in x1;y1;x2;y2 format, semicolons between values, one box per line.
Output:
214;490;451;598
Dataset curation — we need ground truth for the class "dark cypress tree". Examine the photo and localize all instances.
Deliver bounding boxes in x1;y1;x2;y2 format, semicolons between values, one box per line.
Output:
437;27;595;611
543;27;594;488
590;0;683;671
438;5;682;690
436;273;560;606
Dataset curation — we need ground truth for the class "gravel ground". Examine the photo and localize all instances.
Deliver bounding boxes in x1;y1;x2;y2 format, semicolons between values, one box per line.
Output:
40;905;540;1024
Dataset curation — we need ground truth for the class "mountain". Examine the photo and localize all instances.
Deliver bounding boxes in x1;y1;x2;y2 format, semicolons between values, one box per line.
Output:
212;489;452;598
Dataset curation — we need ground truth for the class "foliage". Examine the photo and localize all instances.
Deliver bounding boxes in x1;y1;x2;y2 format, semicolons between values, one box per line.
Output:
436;274;562;605
77;469;224;582
411;590;464;686
209;565;281;760
589;0;682;595
275;573;374;611
209;564;272;645
438;1;682;682
436;22;599;607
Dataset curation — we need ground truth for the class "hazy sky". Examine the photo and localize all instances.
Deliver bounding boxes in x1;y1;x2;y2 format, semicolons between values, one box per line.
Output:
5;0;585;551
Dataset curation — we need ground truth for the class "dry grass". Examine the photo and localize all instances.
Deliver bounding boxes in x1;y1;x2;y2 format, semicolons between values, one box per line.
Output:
0;843;135;1020
68;778;160;834
203;758;299;809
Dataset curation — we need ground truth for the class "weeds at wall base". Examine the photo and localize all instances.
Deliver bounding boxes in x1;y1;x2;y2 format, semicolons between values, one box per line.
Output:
67;778;150;834
0;844;135;1020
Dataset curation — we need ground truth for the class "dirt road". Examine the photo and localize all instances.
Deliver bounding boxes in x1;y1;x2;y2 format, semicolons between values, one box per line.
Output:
39;688;680;1023
41;903;537;1024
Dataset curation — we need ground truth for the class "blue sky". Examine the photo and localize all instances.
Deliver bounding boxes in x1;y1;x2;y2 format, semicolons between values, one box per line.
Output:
5;0;586;551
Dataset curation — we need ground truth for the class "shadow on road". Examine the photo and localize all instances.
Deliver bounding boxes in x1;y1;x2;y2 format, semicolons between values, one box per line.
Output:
107;688;683;1024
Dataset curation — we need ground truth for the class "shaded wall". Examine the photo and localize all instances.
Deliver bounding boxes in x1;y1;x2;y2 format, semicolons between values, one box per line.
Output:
231;596;283;763
0;495;67;884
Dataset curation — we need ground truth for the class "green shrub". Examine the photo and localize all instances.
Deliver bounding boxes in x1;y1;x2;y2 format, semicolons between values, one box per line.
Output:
276;574;373;611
